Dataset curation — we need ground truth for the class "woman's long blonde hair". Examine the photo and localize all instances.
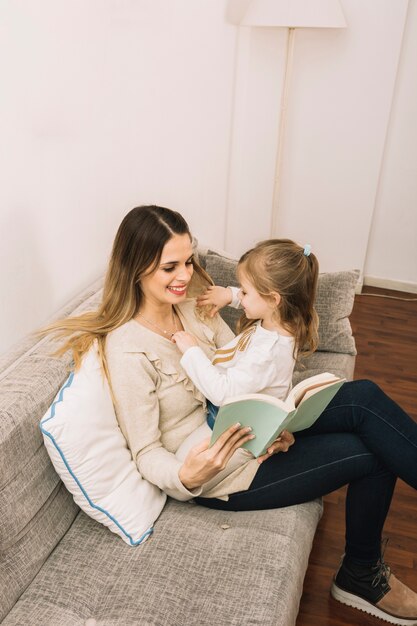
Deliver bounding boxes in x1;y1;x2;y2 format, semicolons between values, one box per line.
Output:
41;205;213;377
237;239;319;360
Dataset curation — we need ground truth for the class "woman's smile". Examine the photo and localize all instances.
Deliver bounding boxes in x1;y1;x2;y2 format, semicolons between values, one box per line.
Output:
167;284;188;296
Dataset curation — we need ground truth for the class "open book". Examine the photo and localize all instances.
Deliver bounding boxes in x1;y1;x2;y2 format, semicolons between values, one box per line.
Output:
210;372;345;458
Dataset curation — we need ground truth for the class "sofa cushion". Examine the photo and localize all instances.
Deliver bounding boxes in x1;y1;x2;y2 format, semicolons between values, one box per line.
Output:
294;351;356;384
1;498;322;626
205;250;359;355
314;269;359;354
0;485;79;622
40;345;166;546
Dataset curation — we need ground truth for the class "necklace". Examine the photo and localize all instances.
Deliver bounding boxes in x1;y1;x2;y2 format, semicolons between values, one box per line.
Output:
137;309;179;338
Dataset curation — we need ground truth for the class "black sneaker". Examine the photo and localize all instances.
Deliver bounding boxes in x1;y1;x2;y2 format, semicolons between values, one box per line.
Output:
331;556;417;625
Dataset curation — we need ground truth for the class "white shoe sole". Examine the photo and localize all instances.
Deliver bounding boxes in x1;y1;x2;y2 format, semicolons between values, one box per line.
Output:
331;581;417;626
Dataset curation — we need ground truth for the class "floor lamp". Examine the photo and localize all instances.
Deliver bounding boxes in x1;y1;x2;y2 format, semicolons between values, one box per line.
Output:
238;0;347;237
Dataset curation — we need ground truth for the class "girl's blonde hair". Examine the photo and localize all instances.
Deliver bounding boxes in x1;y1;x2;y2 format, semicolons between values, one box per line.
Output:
41;205;213;377
236;239;319;360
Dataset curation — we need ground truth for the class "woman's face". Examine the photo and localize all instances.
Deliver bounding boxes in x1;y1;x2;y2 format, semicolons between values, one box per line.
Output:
140;233;194;308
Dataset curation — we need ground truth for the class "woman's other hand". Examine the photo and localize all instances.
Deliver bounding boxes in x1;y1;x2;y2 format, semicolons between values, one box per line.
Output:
178;423;255;490
172;330;199;354
257;430;295;465
196;286;233;317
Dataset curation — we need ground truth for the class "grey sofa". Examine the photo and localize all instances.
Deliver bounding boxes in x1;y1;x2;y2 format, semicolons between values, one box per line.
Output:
0;248;358;626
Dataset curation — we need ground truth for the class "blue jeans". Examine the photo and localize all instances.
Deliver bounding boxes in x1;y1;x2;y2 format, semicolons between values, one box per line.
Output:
195;380;417;562
206;400;219;429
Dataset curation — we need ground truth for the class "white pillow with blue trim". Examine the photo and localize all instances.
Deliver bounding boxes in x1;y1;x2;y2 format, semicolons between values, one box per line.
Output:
40;345;166;546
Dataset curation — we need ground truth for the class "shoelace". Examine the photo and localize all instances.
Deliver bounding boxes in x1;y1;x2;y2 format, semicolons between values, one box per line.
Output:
371;559;391;588
371;538;391;588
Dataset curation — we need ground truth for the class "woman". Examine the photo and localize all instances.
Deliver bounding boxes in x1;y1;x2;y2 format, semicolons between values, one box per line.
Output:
47;205;417;626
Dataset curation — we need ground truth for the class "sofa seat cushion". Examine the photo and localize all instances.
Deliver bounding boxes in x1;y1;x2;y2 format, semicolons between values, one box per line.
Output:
0;484;79;622
2;498;322;626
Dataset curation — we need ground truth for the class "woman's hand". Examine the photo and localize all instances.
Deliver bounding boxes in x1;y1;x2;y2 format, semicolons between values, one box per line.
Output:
256;430;295;465
196;286;233;318
178;423;255;490
172;331;199;354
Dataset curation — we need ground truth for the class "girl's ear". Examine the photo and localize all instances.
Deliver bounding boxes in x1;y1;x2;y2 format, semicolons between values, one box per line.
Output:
269;291;281;307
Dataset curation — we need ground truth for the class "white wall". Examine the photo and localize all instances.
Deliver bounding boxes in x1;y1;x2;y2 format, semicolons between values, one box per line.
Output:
226;0;410;277
276;0;409;276
1;0;416;354
0;0;237;353
364;0;417;291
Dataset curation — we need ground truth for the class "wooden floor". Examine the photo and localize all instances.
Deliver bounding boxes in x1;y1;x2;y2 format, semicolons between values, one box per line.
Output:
296;286;417;626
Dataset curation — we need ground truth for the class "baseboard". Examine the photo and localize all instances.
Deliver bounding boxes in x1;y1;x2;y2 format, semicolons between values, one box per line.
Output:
363;275;417;294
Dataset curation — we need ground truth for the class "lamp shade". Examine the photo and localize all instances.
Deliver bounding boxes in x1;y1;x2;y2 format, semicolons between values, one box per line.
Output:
240;0;347;28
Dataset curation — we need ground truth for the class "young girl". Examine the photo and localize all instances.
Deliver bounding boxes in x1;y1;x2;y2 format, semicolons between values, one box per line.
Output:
173;239;319;441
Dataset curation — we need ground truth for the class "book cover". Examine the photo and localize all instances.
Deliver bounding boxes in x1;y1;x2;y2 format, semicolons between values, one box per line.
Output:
210;373;345;458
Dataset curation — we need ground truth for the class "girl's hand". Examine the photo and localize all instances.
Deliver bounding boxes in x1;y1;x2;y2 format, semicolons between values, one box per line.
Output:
257;430;295;464
178;424;255;490
196;286;233;318
172;331;199;354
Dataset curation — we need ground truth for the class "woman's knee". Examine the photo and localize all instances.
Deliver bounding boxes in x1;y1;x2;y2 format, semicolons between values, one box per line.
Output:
342;379;388;417
351;379;381;397
348;379;400;423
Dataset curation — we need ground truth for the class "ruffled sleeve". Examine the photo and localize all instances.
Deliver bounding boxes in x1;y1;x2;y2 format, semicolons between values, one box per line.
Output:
135;346;206;407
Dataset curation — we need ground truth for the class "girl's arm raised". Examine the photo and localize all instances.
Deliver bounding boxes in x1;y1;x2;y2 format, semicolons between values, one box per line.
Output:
196;286;234;317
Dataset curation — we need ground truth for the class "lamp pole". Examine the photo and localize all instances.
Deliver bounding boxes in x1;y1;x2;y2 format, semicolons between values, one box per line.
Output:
270;26;296;237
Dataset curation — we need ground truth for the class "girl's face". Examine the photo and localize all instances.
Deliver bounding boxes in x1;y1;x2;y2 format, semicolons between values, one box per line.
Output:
140;233;194;308
237;269;274;321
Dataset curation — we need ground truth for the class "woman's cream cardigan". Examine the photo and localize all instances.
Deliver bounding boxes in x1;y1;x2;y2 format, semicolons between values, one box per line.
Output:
106;299;259;501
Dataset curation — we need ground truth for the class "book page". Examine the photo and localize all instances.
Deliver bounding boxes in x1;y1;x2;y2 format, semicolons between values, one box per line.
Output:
288;373;342;407
288;379;345;433
222;392;288;410
296;379;342;407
